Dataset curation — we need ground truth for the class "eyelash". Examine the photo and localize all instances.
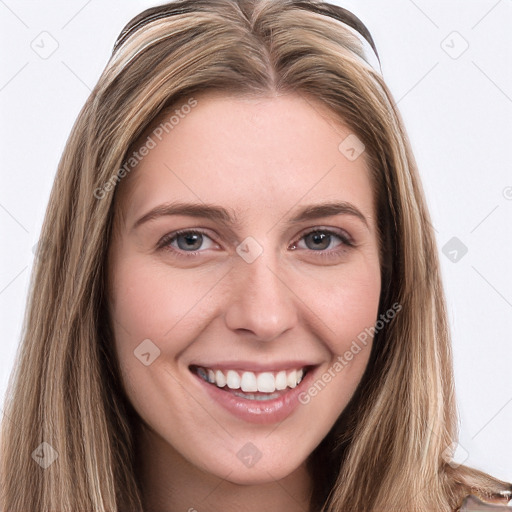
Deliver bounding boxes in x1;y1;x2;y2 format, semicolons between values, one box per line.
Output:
157;227;355;260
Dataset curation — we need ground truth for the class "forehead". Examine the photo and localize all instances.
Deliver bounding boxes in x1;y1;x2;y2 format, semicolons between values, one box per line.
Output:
116;91;376;231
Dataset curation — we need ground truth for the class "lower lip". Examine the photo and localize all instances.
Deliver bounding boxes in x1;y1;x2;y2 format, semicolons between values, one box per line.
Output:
190;367;317;425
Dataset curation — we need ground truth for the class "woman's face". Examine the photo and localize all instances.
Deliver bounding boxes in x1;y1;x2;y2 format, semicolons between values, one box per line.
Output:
107;91;381;485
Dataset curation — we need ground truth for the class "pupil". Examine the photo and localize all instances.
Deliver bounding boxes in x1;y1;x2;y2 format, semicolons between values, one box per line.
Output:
178;233;202;251
308;232;329;250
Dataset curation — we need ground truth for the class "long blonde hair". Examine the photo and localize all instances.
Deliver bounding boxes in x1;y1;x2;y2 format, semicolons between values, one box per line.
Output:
1;1;510;510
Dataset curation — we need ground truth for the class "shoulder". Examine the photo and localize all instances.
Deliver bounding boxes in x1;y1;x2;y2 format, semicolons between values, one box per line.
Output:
460;494;512;511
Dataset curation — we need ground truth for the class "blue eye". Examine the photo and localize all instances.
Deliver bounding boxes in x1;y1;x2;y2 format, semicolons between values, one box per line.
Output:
157;227;354;259
158;229;218;257
293;228;354;253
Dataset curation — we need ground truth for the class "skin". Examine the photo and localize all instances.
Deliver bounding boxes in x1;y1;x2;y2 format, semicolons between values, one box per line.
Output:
107;90;382;512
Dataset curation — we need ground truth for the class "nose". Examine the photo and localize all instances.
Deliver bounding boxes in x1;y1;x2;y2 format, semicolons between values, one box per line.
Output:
223;247;298;342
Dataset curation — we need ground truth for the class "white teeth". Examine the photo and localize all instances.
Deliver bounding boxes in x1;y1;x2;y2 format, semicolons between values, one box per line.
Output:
240;372;258;392
257;372;275;393
215;370;226;388
287;369;298;388
194;366;308;392
226;370;241;389
275;371;287;390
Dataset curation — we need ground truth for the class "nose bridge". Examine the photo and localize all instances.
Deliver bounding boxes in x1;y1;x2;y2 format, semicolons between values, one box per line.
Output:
223;238;297;341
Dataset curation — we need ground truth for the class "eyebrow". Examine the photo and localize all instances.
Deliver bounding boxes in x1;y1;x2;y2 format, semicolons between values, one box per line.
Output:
131;200;369;232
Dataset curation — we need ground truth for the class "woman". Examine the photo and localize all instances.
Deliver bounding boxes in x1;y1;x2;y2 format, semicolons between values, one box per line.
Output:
0;0;510;510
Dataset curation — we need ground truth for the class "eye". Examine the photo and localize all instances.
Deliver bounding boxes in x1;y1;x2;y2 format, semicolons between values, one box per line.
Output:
157;229;217;257
289;227;355;259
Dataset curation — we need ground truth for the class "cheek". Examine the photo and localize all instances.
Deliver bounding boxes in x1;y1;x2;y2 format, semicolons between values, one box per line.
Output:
109;254;213;345
334;278;381;354
108;253;235;409
291;256;382;355
108;254;214;416
295;264;380;420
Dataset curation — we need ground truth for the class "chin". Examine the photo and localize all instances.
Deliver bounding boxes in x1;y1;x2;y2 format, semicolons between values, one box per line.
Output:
199;452;304;486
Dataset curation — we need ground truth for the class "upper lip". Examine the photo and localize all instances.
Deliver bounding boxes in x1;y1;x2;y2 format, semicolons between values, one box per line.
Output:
189;360;320;373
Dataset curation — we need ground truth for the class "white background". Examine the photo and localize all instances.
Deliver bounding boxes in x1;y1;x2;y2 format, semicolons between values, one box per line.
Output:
0;0;511;484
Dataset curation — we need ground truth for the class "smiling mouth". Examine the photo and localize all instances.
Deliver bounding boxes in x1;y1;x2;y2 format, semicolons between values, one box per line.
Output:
189;364;312;400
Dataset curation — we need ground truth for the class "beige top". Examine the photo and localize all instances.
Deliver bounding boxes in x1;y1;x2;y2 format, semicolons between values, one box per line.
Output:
460;494;512;511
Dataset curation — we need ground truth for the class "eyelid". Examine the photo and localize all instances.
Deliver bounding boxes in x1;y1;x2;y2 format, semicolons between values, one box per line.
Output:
294;225;355;247
156;228;217;252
